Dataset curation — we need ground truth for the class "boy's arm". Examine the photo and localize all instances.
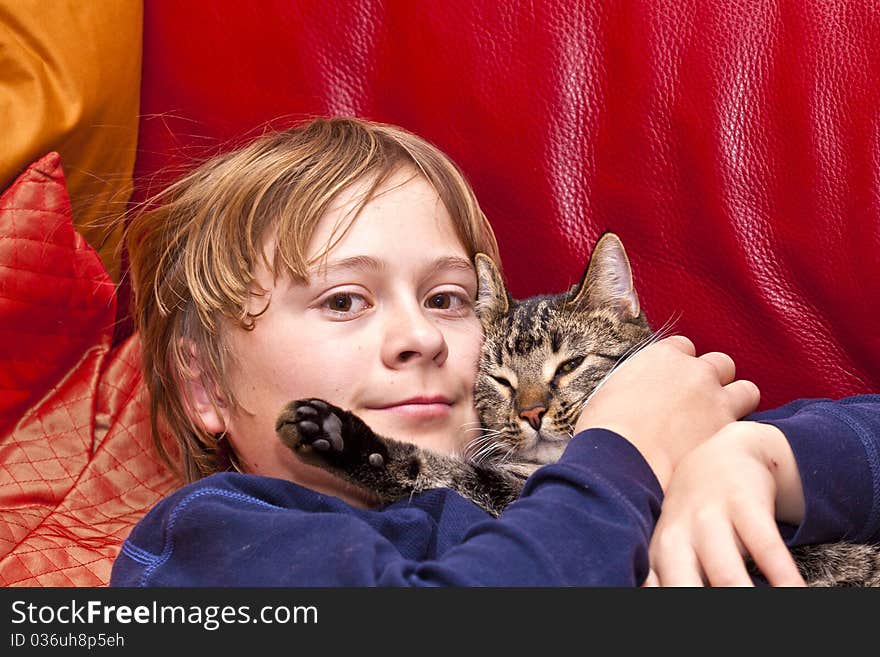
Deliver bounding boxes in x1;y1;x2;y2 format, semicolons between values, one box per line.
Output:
648;395;880;586
110;430;662;586
755;394;880;546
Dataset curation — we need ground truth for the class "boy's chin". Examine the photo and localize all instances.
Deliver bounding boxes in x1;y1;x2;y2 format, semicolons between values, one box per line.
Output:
362;413;466;456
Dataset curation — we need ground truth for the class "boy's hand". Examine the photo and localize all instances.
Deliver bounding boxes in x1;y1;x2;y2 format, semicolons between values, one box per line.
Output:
647;421;807;587
575;335;760;489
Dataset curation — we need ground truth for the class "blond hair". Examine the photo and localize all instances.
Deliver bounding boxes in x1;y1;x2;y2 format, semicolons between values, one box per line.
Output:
125;116;500;482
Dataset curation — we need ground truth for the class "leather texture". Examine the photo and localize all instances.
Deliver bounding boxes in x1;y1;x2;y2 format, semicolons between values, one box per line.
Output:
0;153;176;586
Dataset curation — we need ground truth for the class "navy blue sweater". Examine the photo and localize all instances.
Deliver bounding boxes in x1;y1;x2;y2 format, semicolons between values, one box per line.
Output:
110;395;880;586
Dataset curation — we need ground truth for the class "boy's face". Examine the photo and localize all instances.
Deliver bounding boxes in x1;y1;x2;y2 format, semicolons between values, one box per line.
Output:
217;169;483;503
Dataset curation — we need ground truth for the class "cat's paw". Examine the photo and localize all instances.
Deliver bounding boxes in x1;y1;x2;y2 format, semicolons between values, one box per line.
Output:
275;398;387;469
276;398;344;455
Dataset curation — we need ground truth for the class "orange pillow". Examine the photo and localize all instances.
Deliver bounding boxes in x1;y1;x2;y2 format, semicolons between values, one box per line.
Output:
0;1;142;283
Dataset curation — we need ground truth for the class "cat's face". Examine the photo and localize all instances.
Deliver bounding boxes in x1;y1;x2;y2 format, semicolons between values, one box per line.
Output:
470;234;653;465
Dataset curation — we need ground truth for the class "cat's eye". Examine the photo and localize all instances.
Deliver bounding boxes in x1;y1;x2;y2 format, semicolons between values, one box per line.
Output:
490;375;514;389
554;356;585;377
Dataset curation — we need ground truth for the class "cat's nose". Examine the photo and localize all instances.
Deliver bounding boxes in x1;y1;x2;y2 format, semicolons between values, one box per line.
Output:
519;405;547;430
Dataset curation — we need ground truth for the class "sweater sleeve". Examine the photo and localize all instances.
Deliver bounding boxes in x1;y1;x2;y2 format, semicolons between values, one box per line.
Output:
411;428;662;586
749;394;880;546
111;428;662;587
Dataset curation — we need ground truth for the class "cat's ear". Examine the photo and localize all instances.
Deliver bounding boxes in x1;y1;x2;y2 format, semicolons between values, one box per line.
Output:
565;233;641;319
474;253;510;319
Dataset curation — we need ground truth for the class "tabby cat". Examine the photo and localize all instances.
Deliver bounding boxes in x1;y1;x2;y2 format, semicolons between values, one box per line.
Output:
276;232;880;587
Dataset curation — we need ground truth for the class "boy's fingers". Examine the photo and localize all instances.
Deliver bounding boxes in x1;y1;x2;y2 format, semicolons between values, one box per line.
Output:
659;334;696;356
652;540;706;587
697;528;755;587
699;351;737;385
723;379;761;418
737;515;807;587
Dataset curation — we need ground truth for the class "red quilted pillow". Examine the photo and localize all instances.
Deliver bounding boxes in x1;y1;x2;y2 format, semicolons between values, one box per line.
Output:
0;153;177;586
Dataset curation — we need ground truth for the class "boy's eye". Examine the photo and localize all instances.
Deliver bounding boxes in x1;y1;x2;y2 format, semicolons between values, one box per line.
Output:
426;291;471;311
329;294;353;311
427;293;452;309
322;292;368;315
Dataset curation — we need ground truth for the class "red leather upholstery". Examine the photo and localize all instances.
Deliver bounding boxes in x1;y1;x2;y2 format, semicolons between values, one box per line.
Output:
3;1;879;586
133;0;880;409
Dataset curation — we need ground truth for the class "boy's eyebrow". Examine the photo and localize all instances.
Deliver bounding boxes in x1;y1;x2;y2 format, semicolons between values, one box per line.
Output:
314;255;385;276
313;255;474;278
423;256;475;278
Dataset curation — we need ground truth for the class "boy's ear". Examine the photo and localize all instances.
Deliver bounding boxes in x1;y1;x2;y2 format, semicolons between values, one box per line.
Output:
474;253;511;321
565;232;641;319
181;340;228;435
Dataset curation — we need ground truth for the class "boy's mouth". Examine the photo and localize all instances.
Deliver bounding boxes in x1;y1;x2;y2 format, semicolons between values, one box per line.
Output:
367;396;454;419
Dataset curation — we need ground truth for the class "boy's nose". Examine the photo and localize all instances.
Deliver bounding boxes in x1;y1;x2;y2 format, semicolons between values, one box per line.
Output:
382;304;448;368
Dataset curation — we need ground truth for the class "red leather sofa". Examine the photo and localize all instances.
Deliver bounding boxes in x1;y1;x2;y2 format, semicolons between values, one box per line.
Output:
2;1;878;586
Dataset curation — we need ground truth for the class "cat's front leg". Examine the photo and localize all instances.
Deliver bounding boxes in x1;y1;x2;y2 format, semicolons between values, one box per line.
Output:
275;398;427;503
276;398;528;516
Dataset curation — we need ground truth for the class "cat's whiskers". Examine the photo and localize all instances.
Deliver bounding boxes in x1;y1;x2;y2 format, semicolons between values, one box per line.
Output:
462;426;503;434
462;426;505;441
472;446;505;464
466;432;508;464
498;443;520;464
459;422;502;454
651;311;682;343
463;427;506;461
